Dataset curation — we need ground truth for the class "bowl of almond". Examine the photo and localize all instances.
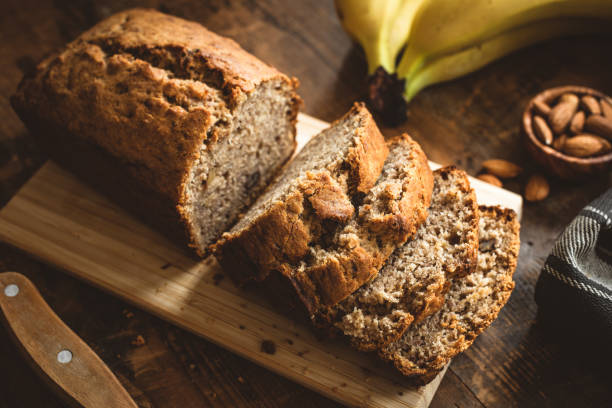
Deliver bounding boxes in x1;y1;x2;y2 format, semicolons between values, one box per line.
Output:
523;85;612;179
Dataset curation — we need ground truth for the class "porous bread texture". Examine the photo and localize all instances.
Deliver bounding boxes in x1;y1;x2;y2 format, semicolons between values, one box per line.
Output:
213;107;433;315
11;9;300;256
183;80;298;252
380;206;520;385
324;167;479;351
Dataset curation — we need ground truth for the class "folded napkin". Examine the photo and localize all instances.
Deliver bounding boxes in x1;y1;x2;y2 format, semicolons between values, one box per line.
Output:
535;189;612;341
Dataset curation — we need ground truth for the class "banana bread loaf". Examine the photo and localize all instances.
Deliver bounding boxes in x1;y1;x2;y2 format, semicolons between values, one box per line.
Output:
11;8;301;256
379;205;520;385
320;166;479;351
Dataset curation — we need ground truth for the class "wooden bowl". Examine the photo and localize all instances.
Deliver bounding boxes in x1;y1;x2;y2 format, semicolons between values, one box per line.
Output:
523;85;612;180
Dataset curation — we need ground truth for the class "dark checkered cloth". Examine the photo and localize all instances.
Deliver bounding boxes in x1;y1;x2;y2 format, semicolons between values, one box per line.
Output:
536;189;612;341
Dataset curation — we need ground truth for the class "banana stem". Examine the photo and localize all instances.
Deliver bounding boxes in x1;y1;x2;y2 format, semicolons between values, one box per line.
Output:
368;67;407;125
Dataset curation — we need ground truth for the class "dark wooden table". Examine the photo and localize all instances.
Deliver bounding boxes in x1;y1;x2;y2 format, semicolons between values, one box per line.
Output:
1;1;612;407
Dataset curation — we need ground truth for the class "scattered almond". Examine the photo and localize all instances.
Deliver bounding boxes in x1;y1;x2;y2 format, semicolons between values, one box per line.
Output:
533;99;551;116
548;93;579;134
601;99;612;119
581;95;601;115
552;134;568;151
481;159;522;179
584;115;612;141
563;134;612;157
524;174;550;202
477;173;503;187
533;115;553;145
569;111;585;134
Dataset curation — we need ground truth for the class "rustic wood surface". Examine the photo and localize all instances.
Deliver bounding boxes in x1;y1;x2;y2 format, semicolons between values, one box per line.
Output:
0;0;611;407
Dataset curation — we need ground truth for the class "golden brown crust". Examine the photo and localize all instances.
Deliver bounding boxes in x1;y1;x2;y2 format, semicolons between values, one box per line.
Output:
347;113;390;194
11;9;300;255
379;205;520;385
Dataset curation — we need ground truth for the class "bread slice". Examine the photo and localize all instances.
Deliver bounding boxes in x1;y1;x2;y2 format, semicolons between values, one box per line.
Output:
319;167;479;351
213;106;433;314
379;205;520;385
11;9;301;256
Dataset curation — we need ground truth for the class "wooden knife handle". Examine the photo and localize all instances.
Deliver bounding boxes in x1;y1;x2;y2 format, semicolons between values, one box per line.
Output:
0;272;138;408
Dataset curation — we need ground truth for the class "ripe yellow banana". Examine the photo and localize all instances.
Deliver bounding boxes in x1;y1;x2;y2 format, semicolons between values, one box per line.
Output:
335;0;424;74
403;17;612;101
397;0;612;98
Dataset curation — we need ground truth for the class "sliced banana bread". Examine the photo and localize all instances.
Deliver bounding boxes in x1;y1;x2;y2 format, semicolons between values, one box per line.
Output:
319;166;479;351
11;9;301;256
379;205;520;385
213;109;433;314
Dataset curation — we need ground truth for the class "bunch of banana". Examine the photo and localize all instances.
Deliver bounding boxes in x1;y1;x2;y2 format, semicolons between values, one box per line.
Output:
335;0;612;123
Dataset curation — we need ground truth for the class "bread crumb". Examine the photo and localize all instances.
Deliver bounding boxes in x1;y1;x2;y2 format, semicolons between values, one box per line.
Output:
260;340;276;354
131;335;146;347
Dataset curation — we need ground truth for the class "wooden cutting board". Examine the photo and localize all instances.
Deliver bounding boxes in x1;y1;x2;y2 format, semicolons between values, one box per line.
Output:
0;114;522;408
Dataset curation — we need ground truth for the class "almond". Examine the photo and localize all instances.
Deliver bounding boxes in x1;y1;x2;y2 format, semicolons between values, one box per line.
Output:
481;159;522;179
533;99;551;116
569;111;585;134
533;115;553;145
580;95;601;115
601;99;612;119
477;173;503;187
584;115;612;141
548;93;579;134
563;134;612;157
525;174;550;202
552;134;568;151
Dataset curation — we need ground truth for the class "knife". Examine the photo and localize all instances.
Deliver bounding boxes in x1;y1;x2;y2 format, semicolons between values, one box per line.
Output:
0;271;138;408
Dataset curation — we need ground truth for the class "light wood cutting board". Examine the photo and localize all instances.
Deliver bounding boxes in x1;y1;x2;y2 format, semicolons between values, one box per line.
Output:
0;114;522;408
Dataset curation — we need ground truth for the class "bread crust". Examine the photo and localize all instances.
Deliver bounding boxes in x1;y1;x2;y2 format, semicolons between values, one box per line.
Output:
11;8;301;255
379;205;520;385
214;119;434;316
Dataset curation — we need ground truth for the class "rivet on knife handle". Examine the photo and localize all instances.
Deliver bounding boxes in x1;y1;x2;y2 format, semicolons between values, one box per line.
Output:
0;272;137;408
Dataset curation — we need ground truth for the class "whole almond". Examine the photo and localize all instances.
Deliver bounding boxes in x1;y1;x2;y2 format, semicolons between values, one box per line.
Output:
552;133;568;150
581;95;601;115
585;115;612;141
477;173;503;187
601;99;612;119
533;99;551;116
569;110;585;134
533;115;553;145
525;174;550;202
481;159;522;179
549;93;579;134
563;134;612;157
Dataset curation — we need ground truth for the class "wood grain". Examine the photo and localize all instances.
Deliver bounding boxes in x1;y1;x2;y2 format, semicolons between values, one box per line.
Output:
0;272;137;408
0;114;520;408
